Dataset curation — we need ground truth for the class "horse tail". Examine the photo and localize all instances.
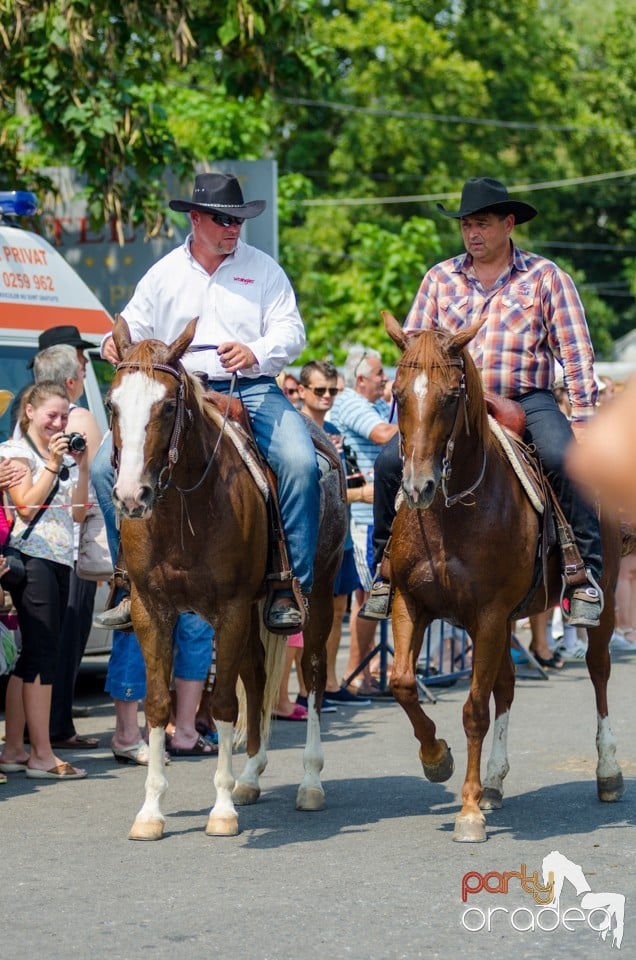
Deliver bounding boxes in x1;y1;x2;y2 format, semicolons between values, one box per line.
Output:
234;610;287;746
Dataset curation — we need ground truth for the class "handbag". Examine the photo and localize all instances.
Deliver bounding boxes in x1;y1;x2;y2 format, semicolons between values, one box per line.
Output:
0;618;18;676
76;505;113;581
342;441;365;488
0;468;60;592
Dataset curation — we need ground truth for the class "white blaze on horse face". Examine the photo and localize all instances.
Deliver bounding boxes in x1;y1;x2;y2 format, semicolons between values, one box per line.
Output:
403;371;431;501
112;372;167;505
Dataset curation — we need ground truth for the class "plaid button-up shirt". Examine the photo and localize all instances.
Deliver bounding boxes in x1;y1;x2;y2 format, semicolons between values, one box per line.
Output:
404;244;597;421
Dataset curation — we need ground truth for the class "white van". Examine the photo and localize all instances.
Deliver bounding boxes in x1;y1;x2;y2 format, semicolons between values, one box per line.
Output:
0;191;114;654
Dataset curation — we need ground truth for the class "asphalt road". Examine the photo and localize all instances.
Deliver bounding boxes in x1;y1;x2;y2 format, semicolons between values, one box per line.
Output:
2;634;635;960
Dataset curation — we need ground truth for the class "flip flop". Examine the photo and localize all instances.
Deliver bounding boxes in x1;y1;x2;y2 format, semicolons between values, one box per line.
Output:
50;735;100;749
26;762;87;780
0;759;29;773
167;735;217;757
272;704;308;721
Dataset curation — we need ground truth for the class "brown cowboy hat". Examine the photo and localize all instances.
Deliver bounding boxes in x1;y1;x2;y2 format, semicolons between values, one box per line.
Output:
437;177;537;225
168;173;266;219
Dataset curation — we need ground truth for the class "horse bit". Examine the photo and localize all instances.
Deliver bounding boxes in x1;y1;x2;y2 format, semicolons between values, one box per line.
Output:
398;353;487;508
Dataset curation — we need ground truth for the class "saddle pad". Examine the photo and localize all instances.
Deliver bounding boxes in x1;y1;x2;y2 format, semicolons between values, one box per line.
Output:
488;416;544;515
203;404;270;500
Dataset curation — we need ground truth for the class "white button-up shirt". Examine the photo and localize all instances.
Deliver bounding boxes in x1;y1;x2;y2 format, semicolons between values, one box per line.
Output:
110;235;306;379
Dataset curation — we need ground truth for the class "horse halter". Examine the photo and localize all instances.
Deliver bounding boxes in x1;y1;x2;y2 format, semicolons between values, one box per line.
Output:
398;352;487;508
113;359;191;495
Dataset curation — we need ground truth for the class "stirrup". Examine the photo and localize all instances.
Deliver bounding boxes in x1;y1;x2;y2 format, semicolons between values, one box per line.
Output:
359;577;393;621
264;576;308;635
562;570;603;629
93;596;133;631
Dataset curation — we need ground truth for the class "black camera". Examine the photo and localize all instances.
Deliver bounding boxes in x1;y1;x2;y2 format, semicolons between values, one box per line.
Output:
63;432;87;453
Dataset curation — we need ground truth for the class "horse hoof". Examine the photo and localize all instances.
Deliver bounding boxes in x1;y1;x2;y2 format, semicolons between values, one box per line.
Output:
453;813;487;843
205;814;239;837
597;772;625;802
296;786;326;812
480;787;504;811
128;819;165;841
232;782;261;805
421;741;454;783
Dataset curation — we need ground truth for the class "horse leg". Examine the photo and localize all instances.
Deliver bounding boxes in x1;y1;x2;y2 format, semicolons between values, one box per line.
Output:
587;609;625;802
454;616;510;843
391;593;455;783
206;607;256;836
481;629;515;811
129;603;174;841
233;609;269;806
296;586;333;812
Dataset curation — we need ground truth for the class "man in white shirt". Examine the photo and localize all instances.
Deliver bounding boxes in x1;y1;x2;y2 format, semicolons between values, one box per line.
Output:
96;172;319;630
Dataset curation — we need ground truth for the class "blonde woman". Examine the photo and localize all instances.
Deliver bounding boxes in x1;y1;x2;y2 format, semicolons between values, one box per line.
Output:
0;382;89;780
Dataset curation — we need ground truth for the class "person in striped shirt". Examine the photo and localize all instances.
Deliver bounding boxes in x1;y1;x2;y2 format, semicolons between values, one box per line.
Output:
366;177;603;630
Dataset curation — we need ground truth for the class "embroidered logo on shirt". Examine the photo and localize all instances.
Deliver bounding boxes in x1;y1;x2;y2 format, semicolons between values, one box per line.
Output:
233;276;255;285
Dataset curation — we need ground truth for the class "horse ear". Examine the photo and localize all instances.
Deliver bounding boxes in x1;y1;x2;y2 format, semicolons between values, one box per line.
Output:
382;311;409;352
448;316;487;355
112;314;132;360
165;317;199;365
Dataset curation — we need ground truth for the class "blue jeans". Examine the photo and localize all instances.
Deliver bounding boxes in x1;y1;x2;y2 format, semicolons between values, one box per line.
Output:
91;435;213;701
516;389;602;581
212;376;320;593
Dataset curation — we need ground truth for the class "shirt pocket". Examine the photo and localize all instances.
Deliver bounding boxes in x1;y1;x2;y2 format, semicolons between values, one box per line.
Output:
438;296;469;332
500;294;535;333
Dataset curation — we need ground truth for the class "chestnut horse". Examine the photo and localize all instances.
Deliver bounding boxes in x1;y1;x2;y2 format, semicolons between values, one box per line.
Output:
384;311;625;843
108;316;346;840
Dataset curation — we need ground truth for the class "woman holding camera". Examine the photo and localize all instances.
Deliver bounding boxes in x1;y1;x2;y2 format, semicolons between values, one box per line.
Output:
0;381;89;780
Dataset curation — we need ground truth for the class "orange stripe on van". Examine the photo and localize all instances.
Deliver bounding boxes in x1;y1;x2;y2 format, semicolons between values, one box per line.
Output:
0;302;112;334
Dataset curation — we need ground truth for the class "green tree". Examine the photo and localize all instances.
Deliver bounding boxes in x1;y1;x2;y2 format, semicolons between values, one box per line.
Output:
0;0;325;235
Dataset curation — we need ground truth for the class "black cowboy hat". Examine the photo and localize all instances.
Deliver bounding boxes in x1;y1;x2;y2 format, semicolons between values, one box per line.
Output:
436;177;537;225
168;172;266;219
26;325;94;368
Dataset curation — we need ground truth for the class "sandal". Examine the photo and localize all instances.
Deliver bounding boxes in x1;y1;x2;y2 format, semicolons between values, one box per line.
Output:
111;739;171;766
530;649;564;670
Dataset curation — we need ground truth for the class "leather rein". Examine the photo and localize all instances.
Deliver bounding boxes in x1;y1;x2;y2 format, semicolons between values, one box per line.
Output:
113;358;235;500
397;353;487;508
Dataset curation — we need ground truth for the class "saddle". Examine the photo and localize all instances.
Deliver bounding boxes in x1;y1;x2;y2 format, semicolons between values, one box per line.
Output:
204;389;345;634
486;395;589;614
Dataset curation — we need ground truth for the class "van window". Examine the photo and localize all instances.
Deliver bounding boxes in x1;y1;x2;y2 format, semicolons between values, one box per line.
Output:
0;345;35;441
88;352;116;408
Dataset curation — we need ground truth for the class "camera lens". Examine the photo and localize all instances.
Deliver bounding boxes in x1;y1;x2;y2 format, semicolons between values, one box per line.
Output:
66;432;87;453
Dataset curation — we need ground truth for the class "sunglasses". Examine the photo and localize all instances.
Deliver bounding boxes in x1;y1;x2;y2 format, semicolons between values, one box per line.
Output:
209;212;245;228
353;350;369;378
306;386;339;397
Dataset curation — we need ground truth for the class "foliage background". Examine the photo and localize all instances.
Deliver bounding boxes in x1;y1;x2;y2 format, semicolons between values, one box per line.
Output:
1;0;635;362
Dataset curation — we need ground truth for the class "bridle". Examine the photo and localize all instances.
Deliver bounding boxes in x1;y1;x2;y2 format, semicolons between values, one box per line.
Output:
397;352;487;508
112;358;237;499
113;360;192;496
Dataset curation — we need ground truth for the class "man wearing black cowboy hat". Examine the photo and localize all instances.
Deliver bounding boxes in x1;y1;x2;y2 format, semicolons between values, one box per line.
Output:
9;325;94;433
95;172;320;631
363;177;603;637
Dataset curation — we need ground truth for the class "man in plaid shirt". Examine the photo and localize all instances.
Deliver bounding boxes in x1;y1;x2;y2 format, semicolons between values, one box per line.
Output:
363;177;603;629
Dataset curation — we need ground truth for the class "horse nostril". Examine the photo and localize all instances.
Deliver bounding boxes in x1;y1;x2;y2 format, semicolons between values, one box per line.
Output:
139;485;154;507
423;479;436;501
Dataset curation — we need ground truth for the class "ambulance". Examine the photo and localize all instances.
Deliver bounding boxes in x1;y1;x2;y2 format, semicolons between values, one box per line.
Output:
0;190;114;654
0;190;112;439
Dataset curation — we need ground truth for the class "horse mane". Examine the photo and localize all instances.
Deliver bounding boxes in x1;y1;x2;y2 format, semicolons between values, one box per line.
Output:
404;328;489;441
121;339;206;412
